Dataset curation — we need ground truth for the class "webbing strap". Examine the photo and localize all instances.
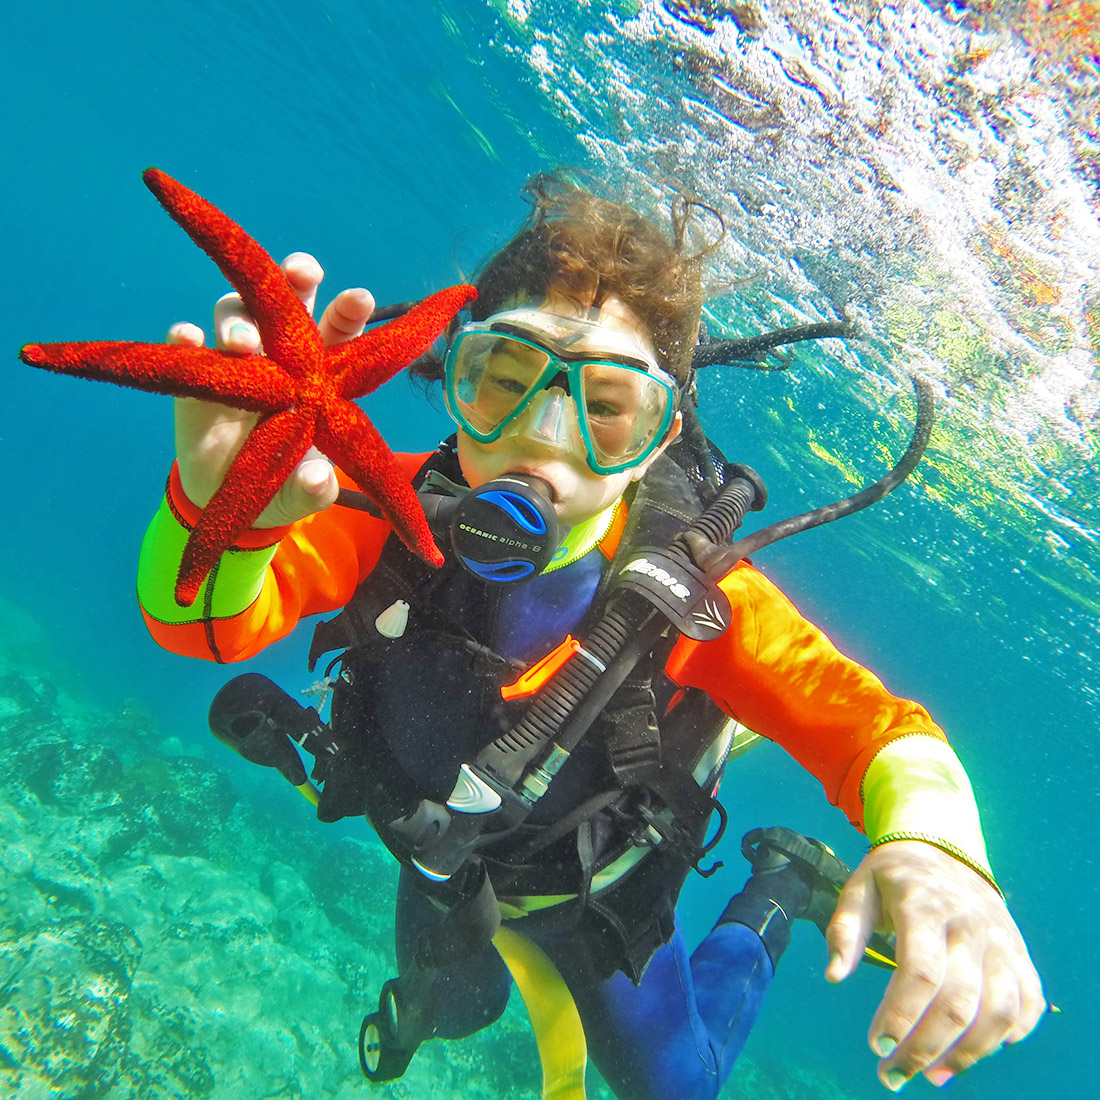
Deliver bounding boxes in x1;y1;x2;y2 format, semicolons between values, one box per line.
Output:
493;927;588;1100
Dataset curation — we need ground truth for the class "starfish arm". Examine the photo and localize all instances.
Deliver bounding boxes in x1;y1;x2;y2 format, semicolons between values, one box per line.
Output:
143;168;322;379
316;400;444;567
330;284;477;398
176;408;317;605
20;341;296;411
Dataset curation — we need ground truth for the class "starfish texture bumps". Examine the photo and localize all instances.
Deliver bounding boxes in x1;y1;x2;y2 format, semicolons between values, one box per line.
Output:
20;168;476;606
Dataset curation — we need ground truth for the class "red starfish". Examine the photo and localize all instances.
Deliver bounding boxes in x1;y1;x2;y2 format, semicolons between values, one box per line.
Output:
20;168;475;607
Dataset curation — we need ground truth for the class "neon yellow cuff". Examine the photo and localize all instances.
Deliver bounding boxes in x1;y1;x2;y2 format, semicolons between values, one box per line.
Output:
862;734;999;894
137;495;280;623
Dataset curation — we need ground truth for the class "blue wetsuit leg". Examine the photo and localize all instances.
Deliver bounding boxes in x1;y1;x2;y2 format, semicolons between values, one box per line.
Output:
395;870;775;1097
552;916;773;1100
394;868;511;1039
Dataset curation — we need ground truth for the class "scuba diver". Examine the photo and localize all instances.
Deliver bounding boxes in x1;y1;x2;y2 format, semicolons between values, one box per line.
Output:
140;174;1045;1097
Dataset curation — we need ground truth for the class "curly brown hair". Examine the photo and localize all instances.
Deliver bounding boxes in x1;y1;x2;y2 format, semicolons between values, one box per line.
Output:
413;172;722;388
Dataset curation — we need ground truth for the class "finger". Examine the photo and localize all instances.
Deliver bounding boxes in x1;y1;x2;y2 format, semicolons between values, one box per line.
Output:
318;287;375;347
924;940;1045;1089
867;921;948;1061
998;931;1046;1046
1005;965;1047;1044
920;950;1021;1088
213;292;261;353
254;448;338;527
825;869;878;982
281;251;325;316
167;321;205;347
294;455;339;506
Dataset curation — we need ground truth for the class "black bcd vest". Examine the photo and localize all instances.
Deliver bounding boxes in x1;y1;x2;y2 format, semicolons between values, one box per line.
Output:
307;438;739;981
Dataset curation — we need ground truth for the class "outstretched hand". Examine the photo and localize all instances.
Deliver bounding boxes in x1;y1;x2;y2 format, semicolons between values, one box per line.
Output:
826;840;1046;1090
168;252;375;528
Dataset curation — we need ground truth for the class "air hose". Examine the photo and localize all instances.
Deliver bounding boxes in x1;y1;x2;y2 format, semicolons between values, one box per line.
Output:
411;370;932;880
493;927;588;1100
707;375;934;572
492;470;762;779
692;319;853;368
408;467;766;879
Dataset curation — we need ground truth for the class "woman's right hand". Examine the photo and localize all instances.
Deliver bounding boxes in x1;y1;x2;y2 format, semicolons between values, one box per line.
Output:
167;252;377;528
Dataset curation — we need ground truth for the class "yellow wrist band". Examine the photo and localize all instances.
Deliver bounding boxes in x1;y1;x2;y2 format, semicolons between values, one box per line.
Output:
870;831;1003;897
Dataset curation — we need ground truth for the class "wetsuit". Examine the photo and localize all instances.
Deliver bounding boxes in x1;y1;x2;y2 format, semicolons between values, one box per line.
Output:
138;450;996;1100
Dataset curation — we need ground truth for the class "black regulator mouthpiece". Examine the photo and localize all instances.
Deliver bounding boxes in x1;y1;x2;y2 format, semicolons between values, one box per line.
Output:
421;473;560;583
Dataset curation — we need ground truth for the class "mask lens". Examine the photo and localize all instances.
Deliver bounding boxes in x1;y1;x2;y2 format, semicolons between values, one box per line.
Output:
579;362;672;469
448;333;552;437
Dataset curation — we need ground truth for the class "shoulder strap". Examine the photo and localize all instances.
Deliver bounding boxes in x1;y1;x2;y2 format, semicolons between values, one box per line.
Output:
586;450;707;622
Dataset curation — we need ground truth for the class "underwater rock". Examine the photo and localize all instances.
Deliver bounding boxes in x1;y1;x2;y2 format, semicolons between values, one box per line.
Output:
722;1051;864;1100
27;843;109;918
260;859;313;907
0;672;70;801
0;917;140;1098
95;849;372;1095
150;852;277;928
21;736;123;812
0;620;544;1096
70;801;150;864
261;860;333;946
118;988;217;1099
0;671;44;715
0;809;49;939
106;861;172;948
123;754;237;853
304;835;397;938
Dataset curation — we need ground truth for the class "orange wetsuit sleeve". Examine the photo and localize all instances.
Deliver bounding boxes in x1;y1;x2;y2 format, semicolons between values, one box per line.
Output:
664;560;947;830
137;453;434;663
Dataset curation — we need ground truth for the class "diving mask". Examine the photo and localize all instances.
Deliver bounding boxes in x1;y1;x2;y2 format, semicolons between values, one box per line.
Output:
443;308;678;474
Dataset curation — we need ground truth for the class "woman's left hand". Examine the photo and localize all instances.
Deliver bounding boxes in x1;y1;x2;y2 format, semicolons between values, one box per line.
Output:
825;840;1046;1091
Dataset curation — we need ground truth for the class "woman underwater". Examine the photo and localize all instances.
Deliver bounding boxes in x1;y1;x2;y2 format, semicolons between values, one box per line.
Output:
139;175;1045;1097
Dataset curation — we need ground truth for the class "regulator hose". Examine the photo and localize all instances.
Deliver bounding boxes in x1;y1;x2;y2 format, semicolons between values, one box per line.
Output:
691;320;853;369
710;374;934;570
476;373;932;806
480;470;764;788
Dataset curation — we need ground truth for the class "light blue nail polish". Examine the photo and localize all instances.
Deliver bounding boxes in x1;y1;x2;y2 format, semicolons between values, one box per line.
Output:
230;322;252;341
886;1067;908;1091
875;1036;898;1056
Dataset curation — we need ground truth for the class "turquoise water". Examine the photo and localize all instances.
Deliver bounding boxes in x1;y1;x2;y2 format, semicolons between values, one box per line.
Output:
2;1;1097;1096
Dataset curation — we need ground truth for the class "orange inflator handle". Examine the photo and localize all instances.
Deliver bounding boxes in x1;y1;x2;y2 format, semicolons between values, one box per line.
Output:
500;635;582;701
